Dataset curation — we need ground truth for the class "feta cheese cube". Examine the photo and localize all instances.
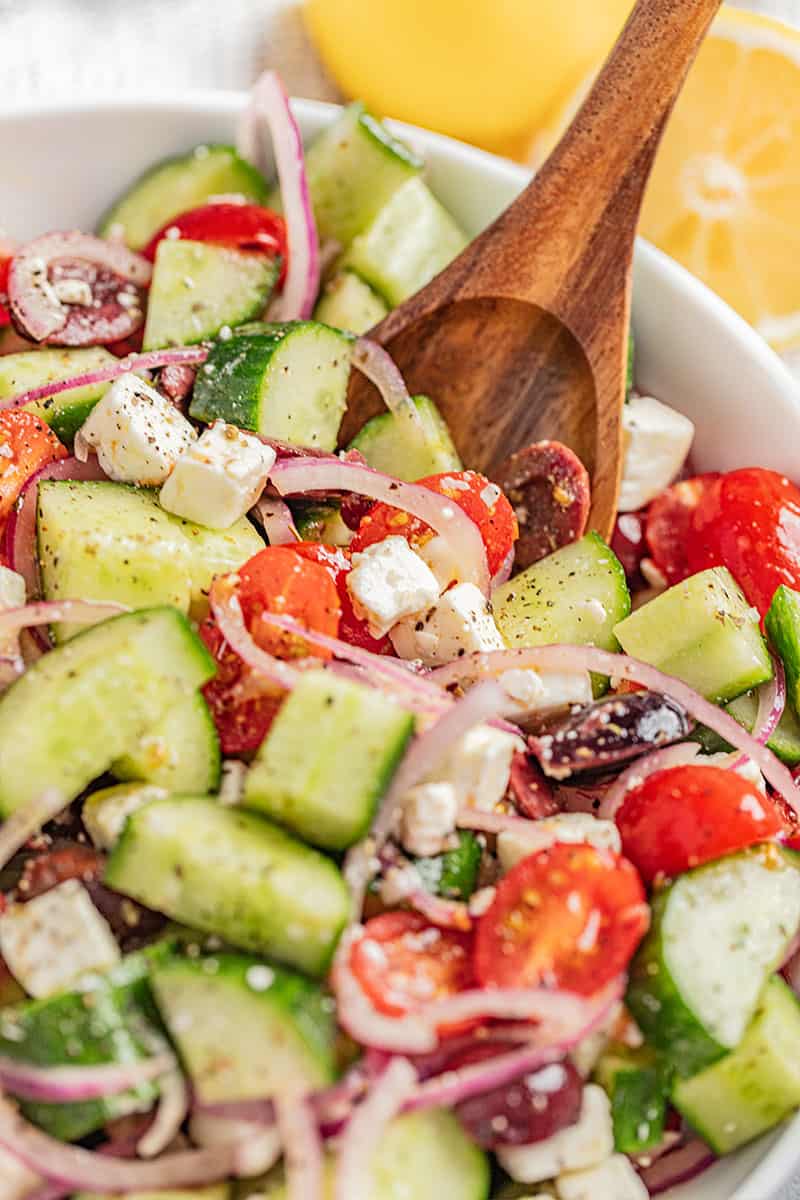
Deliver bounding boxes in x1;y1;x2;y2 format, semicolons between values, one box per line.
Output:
417;534;463;590
347;536;440;638
76;373;196;486
390;581;505;666
0;566;26;663
500;668;593;717
400;781;459;857
160;419;276;529
498;814;622;873
497;1085;614;1184
432;724;522;812
0;880;120;998
556;1154;648;1200
618;395;694;512
0;1146;43;1199
82;783;168;850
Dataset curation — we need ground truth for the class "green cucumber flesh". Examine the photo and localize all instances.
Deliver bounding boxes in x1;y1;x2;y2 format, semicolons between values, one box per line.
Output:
268;103;422;246
614;567;772;703
672;975;800;1154
189;322;353;451
98;144;267;251
244;672;414;851
766;584;800;717
694;687;800;766
143;239;280;350
314;270;389;334
38;480;263;635
292;502;353;546
626;845;800;1076
105;797;350;977
151;952;335;1103
594;1045;669;1154
113;689;221;795
0;608;217;815
0;347;117;445
349;395;461;480
413;831;482;901
340;177;468;307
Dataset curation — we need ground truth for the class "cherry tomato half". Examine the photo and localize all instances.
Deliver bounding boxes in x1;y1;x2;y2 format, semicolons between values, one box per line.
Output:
350;911;474;1021
0;411;67;523
199;619;283;756
293;542;394;655
350;470;518;580
474;842;648;996
142;203;287;281
616;764;784;884
645;473;720;586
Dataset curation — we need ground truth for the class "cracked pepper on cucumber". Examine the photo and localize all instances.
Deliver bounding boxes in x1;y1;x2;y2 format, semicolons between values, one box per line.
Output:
1;68;800;1200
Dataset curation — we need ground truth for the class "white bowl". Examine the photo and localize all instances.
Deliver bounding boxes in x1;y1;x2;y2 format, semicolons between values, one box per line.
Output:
2;92;800;1199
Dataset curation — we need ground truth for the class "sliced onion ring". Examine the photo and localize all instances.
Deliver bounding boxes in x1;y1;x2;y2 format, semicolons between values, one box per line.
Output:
352;338;424;434
728;656;785;770
598;742;702;821
252;495;300;545
334;1058;417;1200
209;576;302;694
270;457;490;595
275;1093;324;1200
0;600;127;645
0;1054;173;1105
638;1135;716;1195
136;1067;188;1159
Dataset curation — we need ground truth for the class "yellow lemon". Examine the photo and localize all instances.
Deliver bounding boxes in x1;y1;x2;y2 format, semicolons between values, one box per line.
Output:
531;7;800;352
303;0;633;157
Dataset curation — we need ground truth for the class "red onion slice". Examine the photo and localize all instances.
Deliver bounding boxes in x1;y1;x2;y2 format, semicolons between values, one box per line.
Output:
638;1135;715;1194
0;599;126;645
275;1093;324;1200
136;1067;188;1159
598;742;702;821
0;789;68;874
9;233;152;347
270;457;490;595
209;577;302;693
0;1054;173;1105
405;889;472;932
352;338;424;434
429;645;800;817
455;806;552;837
728;657;785;771
491;545;515;589
252;496;300;545
248;72;319;321
334;1058;417;1200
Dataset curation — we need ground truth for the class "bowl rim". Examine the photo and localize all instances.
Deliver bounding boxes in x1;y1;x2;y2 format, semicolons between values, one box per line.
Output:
2;88;799;1200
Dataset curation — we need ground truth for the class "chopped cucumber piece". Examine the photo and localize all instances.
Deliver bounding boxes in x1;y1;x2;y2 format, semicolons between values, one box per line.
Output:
614;567;772;703
672;975;800;1154
98;144;267;250
151;952;335;1103
244;673;414;851
626;326;635;400
0;608;217;815
113;689;221;794
106;797;350;976
0;347;116;445
314;270;388;334
38;480;263;635
340;177;468;306
190;323;353;451
694;687;800;767
292;502;352;546
627;845;800;1077
269;103;422;246
594;1044;669;1154
766;584;800;717
143;239;280;350
83;782;168;851
349;395;461;480
414;831;482;901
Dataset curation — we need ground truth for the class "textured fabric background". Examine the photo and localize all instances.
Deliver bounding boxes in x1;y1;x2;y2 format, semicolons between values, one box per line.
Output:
3;2;800;1194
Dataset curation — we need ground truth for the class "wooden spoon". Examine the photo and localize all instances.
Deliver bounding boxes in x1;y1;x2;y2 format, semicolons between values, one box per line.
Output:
343;0;723;540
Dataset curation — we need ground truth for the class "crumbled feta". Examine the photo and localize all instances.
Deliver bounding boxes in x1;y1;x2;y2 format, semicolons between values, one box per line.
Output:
189;1113;282;1177
380;862;424;906
390;581;505;666
500;668;593;717
82;783;168;850
52;277;93;307
347;536;440;638
399;781;459;857
75;373;197;486
0;1145;43;1199
497;1085;614;1184
0;880;120;998
160;419;276;529
417;534;463;590
497;814;622;874
701;752;766;792
619;395;694;512
430;724;522;812
0;566;26;663
556;1154;648;1200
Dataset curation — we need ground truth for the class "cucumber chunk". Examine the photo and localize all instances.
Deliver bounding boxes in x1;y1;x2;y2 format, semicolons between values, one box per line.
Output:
38;480;263;635
105;798;350;977
0;347;117;445
143;239;280;350
340;177;468;306
314;270;389;333
98;144;267;250
151;952;335;1103
594;1045;669;1154
269;103;422;246
0;608;217;815
614;567;772;703
414;831;482;901
627;845;800;1077
766;584;800;717
672;975;800;1154
244;672;414;851
694;687;800;766
113;689;221;794
349;395;461;480
292;502;352;546
189;323;353;450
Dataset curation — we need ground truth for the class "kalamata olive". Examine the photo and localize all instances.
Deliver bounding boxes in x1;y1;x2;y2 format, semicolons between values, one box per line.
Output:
492;440;590;571
611;512;647;587
532;691;692;779
509;750;560;819
160;363;196;404
451;1043;583;1149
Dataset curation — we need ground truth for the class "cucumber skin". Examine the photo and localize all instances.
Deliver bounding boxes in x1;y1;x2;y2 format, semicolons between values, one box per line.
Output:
766;585;800;718
0;347;117;445
414;832;482;900
693;687;800;766
603;1061;669;1154
349;395;462;481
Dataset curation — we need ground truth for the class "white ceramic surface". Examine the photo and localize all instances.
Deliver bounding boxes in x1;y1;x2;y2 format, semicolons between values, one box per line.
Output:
2;92;799;1199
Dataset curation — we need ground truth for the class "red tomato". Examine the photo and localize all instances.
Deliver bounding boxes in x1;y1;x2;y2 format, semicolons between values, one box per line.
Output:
350;470;518;579
293;542;395;655
0;411;67;523
0;257;10;328
474;842;648;996
350;912;475;1021
645;473;720;586
684;468;800;616
142;203;287;280
199;619;283;755
616;764;784;884
18;843;103;900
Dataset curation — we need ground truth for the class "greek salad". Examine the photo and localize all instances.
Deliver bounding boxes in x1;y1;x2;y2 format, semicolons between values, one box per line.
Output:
0;71;800;1200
